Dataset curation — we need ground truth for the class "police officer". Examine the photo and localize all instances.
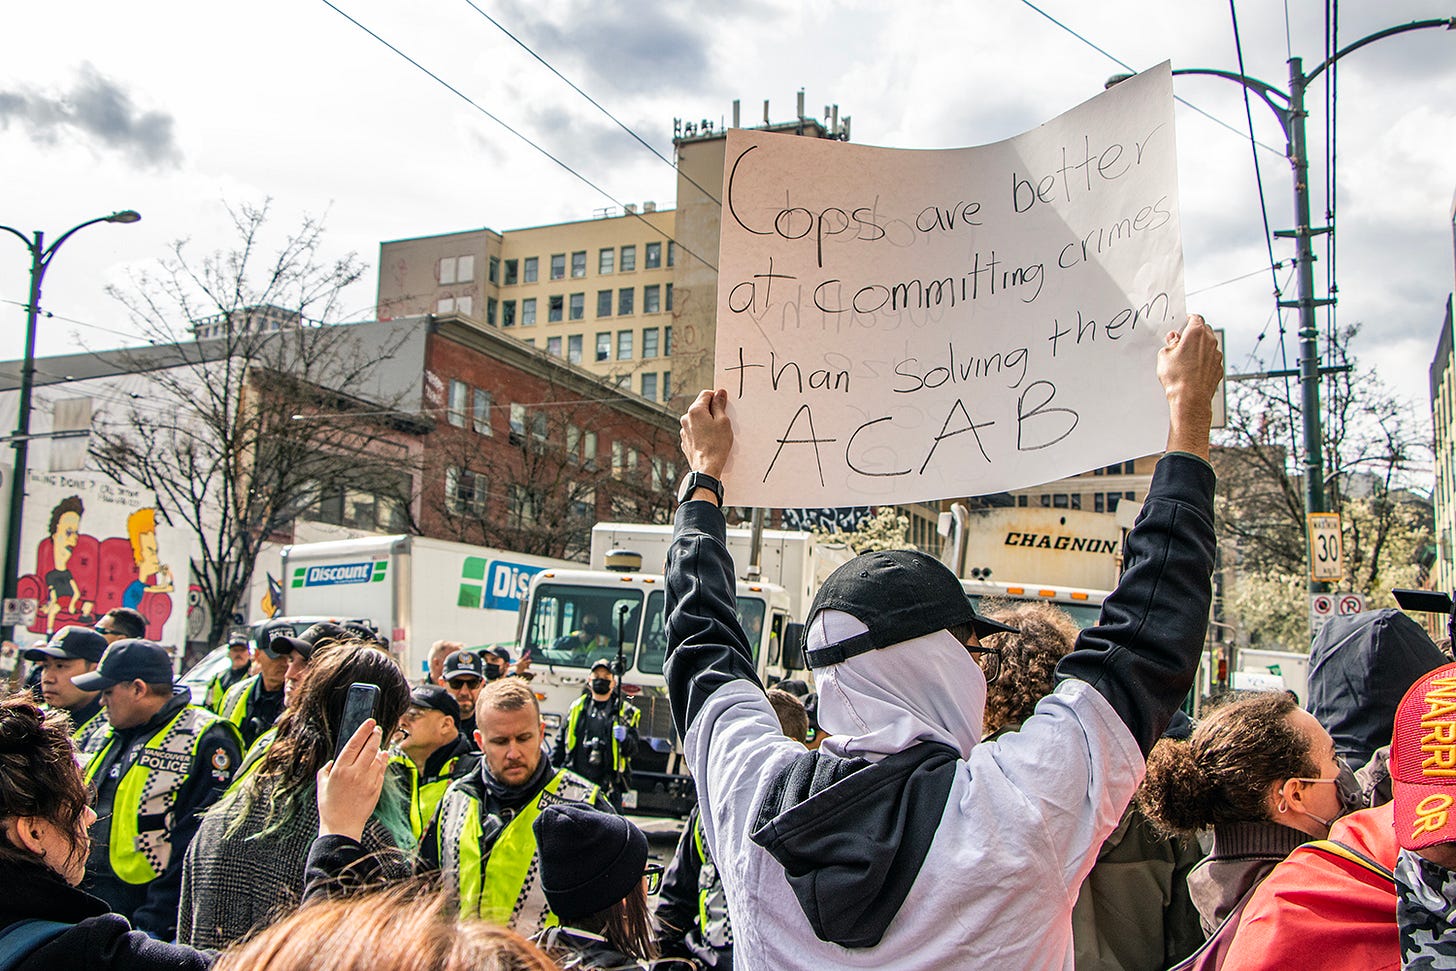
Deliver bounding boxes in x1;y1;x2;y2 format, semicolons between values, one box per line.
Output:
420;677;610;933
218;630;288;749
203;631;252;712
22;625;109;747
552;658;640;804
74;638;243;940
442;650;486;744
394;684;480;839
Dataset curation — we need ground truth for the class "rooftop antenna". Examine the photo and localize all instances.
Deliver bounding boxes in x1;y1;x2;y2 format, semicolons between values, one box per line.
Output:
732;99;740;128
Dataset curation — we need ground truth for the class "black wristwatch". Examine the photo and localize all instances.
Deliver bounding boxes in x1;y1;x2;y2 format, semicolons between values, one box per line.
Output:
677;470;724;506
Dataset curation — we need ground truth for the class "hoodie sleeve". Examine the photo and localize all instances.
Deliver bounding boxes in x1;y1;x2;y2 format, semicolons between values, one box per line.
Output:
663;500;763;735
1053;452;1216;756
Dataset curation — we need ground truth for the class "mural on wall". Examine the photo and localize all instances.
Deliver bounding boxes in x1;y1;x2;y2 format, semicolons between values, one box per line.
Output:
15;472;190;644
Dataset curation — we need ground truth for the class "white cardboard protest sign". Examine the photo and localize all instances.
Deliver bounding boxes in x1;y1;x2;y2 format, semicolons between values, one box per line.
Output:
714;63;1183;507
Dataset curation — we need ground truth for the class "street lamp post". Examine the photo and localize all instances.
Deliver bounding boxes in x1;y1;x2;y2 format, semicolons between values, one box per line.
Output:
1110;17;1454;598
1;210;141;643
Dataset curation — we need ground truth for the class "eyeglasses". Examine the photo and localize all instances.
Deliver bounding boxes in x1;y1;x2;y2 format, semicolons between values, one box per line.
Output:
447;677;482;690
643;862;664;895
965;646;1002;684
94;625;118;636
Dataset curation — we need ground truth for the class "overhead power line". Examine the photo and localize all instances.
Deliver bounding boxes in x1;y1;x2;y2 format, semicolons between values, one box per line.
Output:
459;0;723;207
316;0;718;273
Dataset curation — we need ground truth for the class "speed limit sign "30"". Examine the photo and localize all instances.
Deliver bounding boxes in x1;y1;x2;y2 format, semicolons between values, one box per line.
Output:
1307;513;1344;583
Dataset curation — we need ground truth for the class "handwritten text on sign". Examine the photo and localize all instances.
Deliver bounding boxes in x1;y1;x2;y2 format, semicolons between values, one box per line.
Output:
714;63;1184;507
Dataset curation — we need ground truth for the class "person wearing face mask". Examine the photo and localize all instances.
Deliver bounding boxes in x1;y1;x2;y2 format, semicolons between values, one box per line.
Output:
1216;664;1456;971
552;659;640;807
1138;691;1363;969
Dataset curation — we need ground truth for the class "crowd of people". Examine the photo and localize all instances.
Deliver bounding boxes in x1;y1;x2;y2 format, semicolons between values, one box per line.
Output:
1;314;1453;969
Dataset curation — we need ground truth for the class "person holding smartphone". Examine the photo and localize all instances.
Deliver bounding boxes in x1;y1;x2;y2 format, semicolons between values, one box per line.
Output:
177;642;414;949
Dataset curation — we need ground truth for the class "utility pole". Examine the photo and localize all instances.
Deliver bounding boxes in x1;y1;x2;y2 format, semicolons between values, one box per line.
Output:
1109;17;1455;598
1;210;141;644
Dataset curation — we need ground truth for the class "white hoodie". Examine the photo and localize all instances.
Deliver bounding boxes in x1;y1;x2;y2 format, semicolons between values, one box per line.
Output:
684;610;1143;971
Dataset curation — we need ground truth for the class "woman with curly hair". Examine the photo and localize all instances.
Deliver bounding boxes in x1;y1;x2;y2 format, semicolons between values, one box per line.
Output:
1138;690;1357;941
978;601;1080;737
178;641;415;949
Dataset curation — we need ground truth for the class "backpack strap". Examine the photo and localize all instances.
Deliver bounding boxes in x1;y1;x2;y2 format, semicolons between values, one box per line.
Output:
0;919;74;971
1305;839;1396;882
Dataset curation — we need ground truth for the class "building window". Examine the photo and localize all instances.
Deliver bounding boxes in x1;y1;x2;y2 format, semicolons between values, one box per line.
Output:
446;467;486;515
488;256;499;284
596;332;611;362
484;297;494;324
509;403;526;444
1018;494;1029;507
645;241;662;269
662;370;670;400
437;297;456;314
569;486;595;520
667;241;676;267
1094;493;1105;513
641;372;657;401
665;283;673;312
644;284;661;314
547;336;562;358
642;327;659;359
571;250;587;278
599;248;614;274
1052;493;1069;508
569;292;584;320
612;441;624;475
583;430;598;469
502;300;516;327
447;380;467;427
620;245;636;272
532;411;548;442
550;253;565;280
439;255;474;284
473;390;492;435
521;298;537;325
567;334;582;364
567;424;580;463
664;325;673;355
548;295;564;322
523;257;538;283
596;290;612;317
504;258;518;285
1070;494;1082;510
617;329;633;360
457;295;474;317
615;374;631;388
509;485;541;525
618;287;634;316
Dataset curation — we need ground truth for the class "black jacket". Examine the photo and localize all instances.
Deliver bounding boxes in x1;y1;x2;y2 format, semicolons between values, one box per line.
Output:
84;689;242;940
0;858;213;971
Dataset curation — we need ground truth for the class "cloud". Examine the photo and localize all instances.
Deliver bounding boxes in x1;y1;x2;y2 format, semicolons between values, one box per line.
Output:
0;64;181;167
493;0;717;96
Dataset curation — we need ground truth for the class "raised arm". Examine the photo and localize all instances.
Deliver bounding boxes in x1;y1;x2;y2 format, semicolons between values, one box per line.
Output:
1053;314;1224;756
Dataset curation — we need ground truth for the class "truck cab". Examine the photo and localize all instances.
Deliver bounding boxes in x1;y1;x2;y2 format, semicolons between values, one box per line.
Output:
520;565;800;814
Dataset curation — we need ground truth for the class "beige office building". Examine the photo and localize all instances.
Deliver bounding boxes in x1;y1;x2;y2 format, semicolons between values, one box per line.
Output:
378;207;680;404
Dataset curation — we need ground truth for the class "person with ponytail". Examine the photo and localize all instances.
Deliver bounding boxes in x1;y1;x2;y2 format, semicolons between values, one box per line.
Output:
1137;690;1362;960
178;641;416;949
0;693;394;969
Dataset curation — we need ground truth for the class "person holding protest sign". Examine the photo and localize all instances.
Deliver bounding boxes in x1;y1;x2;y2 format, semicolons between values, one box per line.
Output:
663;314;1222;969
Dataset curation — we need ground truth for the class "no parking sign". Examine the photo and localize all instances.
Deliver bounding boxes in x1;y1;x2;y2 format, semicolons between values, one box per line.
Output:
1309;591;1364;637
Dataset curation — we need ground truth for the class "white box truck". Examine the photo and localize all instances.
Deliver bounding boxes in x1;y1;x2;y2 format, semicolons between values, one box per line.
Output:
278;535;575;681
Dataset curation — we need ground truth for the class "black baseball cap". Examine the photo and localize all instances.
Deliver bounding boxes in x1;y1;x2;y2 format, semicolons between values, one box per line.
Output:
268;621;376;660
804;549;1018;669
487;646;512;665
71;639;175;690
24;625;108;664
410;684;462;724
443;650;485;681
590;658;614;674
226;630;250;648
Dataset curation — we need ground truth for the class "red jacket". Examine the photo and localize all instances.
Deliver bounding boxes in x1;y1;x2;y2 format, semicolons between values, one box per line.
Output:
1221;802;1398;971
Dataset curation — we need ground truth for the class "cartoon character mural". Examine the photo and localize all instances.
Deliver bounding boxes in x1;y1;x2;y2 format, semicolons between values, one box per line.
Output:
15;495;175;639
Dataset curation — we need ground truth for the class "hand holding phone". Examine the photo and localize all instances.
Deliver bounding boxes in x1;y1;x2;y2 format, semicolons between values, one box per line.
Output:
335;682;380;761
318;716;388;841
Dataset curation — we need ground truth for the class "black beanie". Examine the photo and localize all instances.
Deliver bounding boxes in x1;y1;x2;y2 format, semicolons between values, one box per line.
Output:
533;804;648;921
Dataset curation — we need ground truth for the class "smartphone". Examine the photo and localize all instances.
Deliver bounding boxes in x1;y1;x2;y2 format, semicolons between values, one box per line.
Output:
335;682;380;760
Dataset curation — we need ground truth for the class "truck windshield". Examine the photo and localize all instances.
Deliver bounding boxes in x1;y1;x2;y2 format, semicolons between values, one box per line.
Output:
524;583;643;669
965;595;1103;630
637;592;766;675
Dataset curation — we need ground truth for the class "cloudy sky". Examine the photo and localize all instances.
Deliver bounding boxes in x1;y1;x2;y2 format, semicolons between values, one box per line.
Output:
2;1;1453;436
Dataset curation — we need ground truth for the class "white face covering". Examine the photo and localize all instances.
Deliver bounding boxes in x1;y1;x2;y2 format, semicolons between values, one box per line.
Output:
808;610;985;763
